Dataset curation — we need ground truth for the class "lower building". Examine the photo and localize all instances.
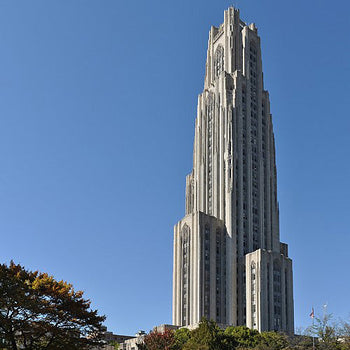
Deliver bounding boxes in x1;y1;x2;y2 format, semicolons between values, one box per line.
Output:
118;331;145;350
245;247;294;332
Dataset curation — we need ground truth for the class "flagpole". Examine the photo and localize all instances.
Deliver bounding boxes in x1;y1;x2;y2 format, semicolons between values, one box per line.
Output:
310;306;315;350
312;314;315;350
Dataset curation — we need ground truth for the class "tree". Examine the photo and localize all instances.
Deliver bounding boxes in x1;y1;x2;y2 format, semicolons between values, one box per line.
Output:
305;312;342;350
288;335;315;350
137;329;175;350
109;340;120;349
224;325;261;349
339;321;350;349
182;318;226;350
258;331;288;350
173;327;191;350
0;261;106;350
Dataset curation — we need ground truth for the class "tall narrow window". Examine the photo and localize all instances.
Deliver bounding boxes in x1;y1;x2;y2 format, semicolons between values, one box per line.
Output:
203;225;211;318
207;93;214;215
273;260;281;331
181;224;190;325
215;228;221;322
285;269;288;328
214;45;224;78
251;262;257;328
267;263;271;327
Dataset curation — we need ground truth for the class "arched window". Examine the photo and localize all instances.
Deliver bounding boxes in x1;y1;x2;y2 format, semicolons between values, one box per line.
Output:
214;45;224;78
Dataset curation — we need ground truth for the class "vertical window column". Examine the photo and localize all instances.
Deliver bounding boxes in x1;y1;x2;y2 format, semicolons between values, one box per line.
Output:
242;88;248;255
182;225;190;325
250;43;260;251
251;263;257;329
204;225;211;318
207;94;214;215
273;261;282;331
216;229;221;322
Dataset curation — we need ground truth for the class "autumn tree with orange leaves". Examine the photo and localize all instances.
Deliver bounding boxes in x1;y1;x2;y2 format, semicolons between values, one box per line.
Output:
137;329;176;350
0;261;105;350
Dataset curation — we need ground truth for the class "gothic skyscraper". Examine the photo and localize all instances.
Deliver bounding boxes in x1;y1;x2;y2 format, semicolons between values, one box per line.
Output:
172;7;294;334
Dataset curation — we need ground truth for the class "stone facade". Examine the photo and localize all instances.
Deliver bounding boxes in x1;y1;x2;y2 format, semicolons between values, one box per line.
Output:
172;7;294;334
90;329;135;350
118;331;145;350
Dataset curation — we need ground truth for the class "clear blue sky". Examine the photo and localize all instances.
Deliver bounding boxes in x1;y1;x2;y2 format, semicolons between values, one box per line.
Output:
0;0;349;336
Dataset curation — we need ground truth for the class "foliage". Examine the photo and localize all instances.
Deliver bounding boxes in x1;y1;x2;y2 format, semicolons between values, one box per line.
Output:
136;315;350;350
288;335;315;350
137;329;175;350
182;318;226;350
339;321;350;349
109;340;120;349
224;325;261;349
173;327;191;350
308;313;341;350
258;331;289;350
0;261;105;350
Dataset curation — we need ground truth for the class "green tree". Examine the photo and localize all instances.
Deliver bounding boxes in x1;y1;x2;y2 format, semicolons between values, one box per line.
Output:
294;335;318;350
339;321;350;349
0;261;105;350
183;318;226;350
307;313;342;350
224;325;261;349
173;327;191;350
258;331;288;350
109;340;120;349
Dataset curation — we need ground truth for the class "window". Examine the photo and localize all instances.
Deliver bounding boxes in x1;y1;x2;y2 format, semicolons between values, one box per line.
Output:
214;45;224;78
182;224;190;324
273;260;282;331
251;262;257;328
203;225;211;318
207;93;214;215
